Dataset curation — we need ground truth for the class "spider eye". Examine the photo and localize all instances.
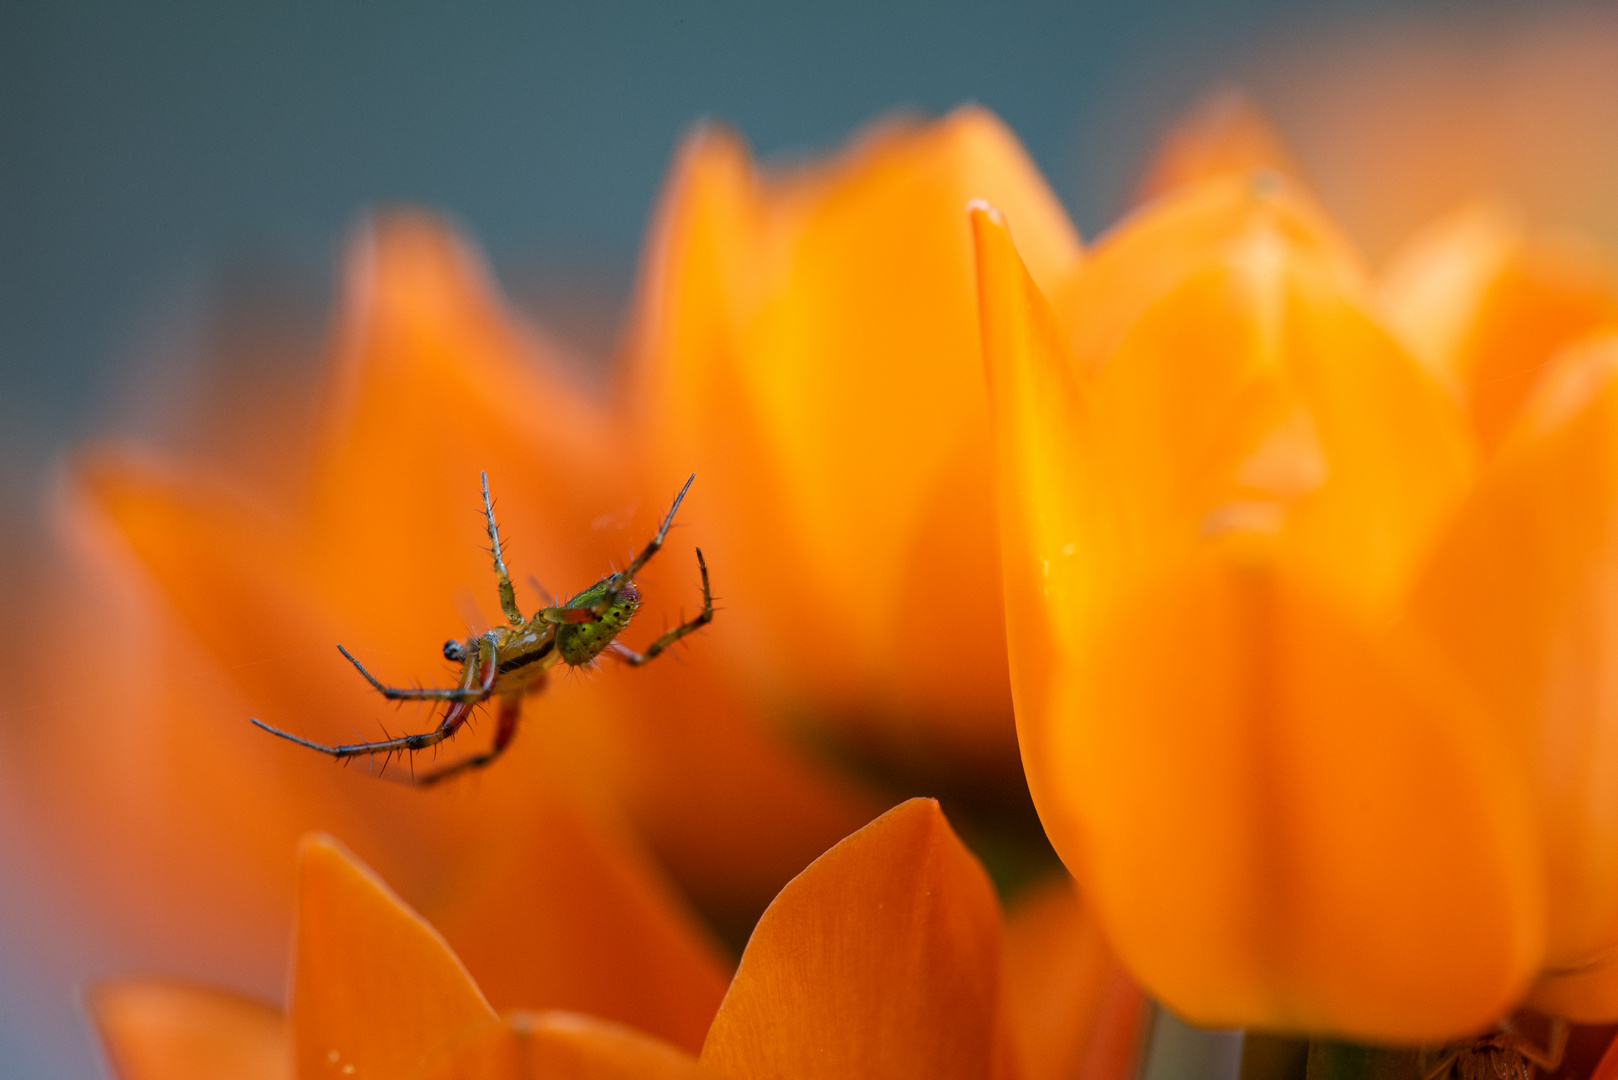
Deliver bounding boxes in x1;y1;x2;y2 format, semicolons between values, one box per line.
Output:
443;640;467;662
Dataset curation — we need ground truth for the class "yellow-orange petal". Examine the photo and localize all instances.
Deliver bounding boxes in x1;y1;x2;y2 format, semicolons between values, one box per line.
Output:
423;791;731;1053
1001;876;1146;1080
971;203;1099;871
89;981;289;1080
1070;552;1539;1035
1460;233;1618;452
628;106;1081;761
420;1010;716;1080
1413;335;1618;1017
700;798;1008;1080
1134;88;1309;205
292;833;494;1078
976;204;1542;1038
1384;208;1618;452
1058;175;1362;373
1378;199;1523;397
1053;176;1473;621
588;646;882;924
308;211;628;631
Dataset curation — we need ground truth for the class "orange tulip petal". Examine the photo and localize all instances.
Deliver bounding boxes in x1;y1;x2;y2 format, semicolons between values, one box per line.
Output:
976;202;1542;1038
1071;552;1540;1036
700;798;1007;1080
590;647;883;923
307;211;626;627
424;791;731;1053
1384;210;1618;452
420;1010;716;1080
629;107;1081;758
1057;176;1473;619
73;447;326;706
1462;234;1618;452
1001;876;1146;1080
1378;199;1523;396
1414;335;1618;1018
89;980;289;1080
1134;88;1309;204
292;833;494;1078
971;203;1100;869
1060;173;1361;363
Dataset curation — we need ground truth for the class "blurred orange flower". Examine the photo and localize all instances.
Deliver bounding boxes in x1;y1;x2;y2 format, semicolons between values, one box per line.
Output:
625;107;1080;776
18;103;1095;971
975;100;1618;1040
2;104;1131;1073
92;801;1142;1080
16;210;872;1003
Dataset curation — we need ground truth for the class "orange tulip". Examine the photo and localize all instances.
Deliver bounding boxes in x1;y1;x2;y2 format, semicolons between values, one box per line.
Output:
624;107;1081;773
92;800;1142;1080
975;99;1618;1038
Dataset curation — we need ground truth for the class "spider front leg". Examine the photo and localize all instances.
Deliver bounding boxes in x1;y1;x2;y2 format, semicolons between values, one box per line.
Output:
610;548;713;667
481;471;524;627
251;640;498;759
618;474;696;583
415;693;524;786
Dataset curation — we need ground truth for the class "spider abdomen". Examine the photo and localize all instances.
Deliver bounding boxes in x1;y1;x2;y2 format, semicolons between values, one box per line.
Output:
557;586;640;666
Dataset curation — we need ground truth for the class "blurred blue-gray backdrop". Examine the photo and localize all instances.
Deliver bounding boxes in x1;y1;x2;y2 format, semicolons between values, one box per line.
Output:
0;1;1438;526
5;2;1616;1077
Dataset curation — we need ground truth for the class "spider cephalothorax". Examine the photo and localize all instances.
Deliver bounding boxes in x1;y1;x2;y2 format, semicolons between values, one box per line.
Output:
252;473;711;785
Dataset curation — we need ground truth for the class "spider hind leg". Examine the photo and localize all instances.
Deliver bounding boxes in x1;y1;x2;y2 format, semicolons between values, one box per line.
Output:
253;640;498;761
414;693;524;787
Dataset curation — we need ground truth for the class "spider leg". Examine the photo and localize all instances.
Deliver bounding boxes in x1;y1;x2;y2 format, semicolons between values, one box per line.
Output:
253;641;498;760
1510;1019;1568;1073
610;548;713;667
618;474;695;583
337;643;490;702
414;693;523;786
481;471;524;627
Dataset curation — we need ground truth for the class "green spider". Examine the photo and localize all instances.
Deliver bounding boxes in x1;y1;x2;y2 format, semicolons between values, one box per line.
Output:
251;473;712;786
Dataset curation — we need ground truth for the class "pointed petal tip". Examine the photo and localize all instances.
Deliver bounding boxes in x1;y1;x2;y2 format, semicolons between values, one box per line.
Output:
332;203;508;332
702;794;1003;1080
665;120;754;186
294;830;344;864
89;980;287;1080
293;829;495;1078
1135;86;1307;205
967;198;1006;227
